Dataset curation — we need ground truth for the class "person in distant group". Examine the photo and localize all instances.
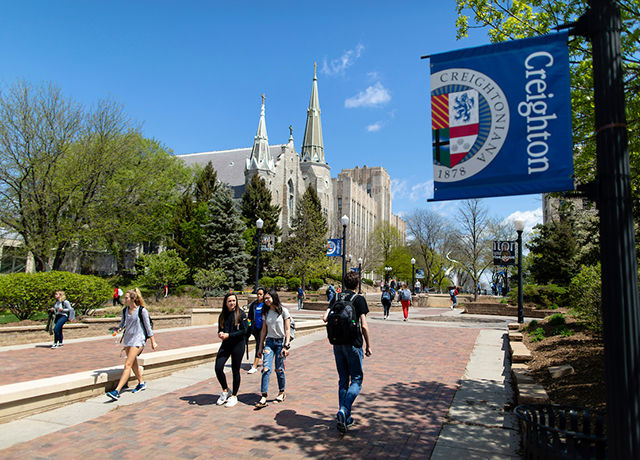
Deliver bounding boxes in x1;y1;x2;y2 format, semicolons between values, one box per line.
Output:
297;285;305;310
400;283;412;321
450;286;458;310
50;291;72;349
415;280;421;294
381;286;392;319
107;289;157;401
214;292;248;408
254;290;291;409
327;284;337;303
113;285;123;306
247;287;265;374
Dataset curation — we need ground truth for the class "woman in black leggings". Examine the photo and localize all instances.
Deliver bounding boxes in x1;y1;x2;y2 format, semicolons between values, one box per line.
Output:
215;292;248;408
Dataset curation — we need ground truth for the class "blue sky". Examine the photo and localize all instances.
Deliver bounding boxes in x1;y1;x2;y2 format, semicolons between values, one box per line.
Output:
0;0;542;233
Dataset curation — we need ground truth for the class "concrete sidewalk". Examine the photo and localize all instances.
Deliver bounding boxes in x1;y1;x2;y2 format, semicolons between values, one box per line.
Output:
0;310;520;459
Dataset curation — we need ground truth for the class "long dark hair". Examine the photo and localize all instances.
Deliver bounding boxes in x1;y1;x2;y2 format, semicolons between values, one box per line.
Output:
219;293;241;329
263;289;283;316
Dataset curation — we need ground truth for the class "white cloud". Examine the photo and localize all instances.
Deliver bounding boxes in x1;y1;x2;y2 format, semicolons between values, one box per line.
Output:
321;43;365;75
367;121;384;132
503;207;543;233
391;178;408;200
410;181;434;201
345;82;391;108
367;71;379;81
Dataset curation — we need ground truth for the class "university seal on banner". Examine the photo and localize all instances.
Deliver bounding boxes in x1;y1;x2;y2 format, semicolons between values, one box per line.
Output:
431;68;510;182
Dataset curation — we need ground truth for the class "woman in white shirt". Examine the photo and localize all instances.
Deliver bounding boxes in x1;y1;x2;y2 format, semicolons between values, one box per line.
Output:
106;288;158;401
254;289;291;408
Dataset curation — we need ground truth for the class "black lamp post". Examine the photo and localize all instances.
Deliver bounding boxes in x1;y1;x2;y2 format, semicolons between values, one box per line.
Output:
385;266;392;284
254;218;264;294
411;258;416;295
341;215;349;291
515;218;525;323
358;257;363;294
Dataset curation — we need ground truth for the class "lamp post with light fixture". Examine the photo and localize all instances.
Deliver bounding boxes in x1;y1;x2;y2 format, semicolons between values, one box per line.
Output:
341;215;349;291
515;218;525;323
254;218;264;294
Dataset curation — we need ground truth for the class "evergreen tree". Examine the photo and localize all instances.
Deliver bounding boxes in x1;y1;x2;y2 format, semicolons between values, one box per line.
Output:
278;185;328;287
528;219;577;287
202;184;249;290
241;173;282;279
168;162;220;278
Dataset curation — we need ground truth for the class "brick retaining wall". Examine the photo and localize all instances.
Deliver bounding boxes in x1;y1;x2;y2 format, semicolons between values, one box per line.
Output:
465;302;560;318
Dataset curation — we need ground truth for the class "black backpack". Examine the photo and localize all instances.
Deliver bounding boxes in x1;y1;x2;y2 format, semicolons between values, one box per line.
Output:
326;292;359;345
122;306;153;341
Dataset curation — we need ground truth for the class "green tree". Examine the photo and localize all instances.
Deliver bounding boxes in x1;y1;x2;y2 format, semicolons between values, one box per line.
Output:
241;173;282;279
368;221;404;282
278;185;328;288
405;208;450;289
528;219;577;286
202;185;249;290
137;250;189;293
168;162;221;277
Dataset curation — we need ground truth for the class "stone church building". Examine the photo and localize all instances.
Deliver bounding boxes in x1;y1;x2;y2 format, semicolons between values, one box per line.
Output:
177;67;406;258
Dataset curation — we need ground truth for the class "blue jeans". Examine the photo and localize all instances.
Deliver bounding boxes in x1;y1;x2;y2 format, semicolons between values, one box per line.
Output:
53;315;68;344
261;337;285;394
298;297;303;310
333;344;364;421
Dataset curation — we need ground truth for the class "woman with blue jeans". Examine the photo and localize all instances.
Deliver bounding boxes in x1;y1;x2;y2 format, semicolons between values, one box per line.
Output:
254;289;291;409
50;291;71;349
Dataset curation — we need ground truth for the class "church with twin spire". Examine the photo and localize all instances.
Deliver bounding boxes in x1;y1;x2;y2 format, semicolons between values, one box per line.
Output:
178;66;406;252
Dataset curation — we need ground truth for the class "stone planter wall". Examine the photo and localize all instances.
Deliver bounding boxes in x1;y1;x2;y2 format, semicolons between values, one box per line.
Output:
465;302;560;318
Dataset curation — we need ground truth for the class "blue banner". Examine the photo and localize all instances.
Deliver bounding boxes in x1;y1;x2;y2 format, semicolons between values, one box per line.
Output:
327;238;342;257
430;32;574;201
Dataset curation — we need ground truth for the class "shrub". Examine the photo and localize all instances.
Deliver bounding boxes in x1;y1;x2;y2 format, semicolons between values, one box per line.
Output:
529;327;546;342
173;285;201;298
308;278;324;290
505;284;569;308
525;320;539;331
553;325;574;337
273;276;287;290
0;271;111;320
193;268;225;294
362;278;374;286
260;276;274;289
287;277;301;291
569;264;602;331
136;250;188;289
548;313;566;327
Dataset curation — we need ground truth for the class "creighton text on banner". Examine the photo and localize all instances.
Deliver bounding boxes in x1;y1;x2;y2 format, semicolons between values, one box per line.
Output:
430;32;574;201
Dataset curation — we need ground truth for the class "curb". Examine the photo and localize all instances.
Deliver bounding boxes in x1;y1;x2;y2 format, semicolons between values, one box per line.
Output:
508;323;550;405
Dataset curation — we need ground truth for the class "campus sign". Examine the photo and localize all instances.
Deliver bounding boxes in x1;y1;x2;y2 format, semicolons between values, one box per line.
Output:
430;32;574;201
493;240;516;265
327;238;342;257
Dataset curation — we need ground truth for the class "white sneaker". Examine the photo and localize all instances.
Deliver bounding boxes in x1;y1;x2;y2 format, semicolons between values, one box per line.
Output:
225;395;238;407
248;366;257;374
216;391;229;405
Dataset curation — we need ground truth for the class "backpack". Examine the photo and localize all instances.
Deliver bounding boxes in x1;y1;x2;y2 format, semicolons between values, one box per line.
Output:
326;286;335;301
122;306;153;341
289;317;296;341
382;291;391;301
67;302;76;321
401;290;410;301
390;288;396;301
326;292;360;345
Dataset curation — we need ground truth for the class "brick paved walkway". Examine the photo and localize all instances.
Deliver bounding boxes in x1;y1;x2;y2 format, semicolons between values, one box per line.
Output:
0;321;479;459
0;326;220;385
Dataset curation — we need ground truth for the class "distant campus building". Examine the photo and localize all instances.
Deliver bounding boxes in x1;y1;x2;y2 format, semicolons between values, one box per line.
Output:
177;67;406;255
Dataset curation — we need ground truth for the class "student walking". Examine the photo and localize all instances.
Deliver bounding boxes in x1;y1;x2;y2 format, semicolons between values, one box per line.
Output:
381;286;392;319
297;285;305;310
323;271;372;434
214;292;248;408
400;283;412;321
50;291;72;349
106;289;157;401
247;288;265;374
113;285;123;306
450;286;458;310
254;289;291;409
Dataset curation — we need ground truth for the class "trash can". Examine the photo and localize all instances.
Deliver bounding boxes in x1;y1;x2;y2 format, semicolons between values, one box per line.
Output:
515;404;607;459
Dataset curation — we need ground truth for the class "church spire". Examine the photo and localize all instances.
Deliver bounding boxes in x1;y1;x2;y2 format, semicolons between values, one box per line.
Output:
245;94;275;174
300;63;325;163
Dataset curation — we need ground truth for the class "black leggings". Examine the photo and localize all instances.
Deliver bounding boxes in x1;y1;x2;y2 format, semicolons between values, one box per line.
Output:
252;331;262;360
215;340;244;396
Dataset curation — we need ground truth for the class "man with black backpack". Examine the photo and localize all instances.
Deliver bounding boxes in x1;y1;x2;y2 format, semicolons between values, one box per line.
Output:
323;271;372;435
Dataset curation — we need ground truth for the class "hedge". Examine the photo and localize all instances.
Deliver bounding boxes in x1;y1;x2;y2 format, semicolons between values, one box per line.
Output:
273;276;287;290
287;277;301;290
0;271;111;320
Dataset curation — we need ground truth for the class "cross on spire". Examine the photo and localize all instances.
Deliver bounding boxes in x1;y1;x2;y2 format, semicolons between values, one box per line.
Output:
314;62;317;78
261;93;266;105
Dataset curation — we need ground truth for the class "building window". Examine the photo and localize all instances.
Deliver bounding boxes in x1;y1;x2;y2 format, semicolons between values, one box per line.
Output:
1;246;28;274
367;182;371;196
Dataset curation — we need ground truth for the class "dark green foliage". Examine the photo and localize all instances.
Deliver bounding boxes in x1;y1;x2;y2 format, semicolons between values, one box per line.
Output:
202;185;250;290
259;276;274;288
506;284;568;308
0;271;111;319
308;278;324;290
362;278;374;286
287;277;302;290
277;186;329;287
528;220;577;286
525;320;539;331
549;313;566;327
569;263;603;332
529;327;546;343
168;162;220;278
273;276;287;290
241;173;282;279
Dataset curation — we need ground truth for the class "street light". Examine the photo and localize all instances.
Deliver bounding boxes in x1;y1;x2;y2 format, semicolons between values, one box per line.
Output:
254;218;264;294
341;215;349;291
411;258;416;295
358;257;363;294
385;266;392;284
514;218;525;323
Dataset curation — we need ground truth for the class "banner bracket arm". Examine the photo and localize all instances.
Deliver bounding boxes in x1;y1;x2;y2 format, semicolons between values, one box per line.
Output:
555;8;591;38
